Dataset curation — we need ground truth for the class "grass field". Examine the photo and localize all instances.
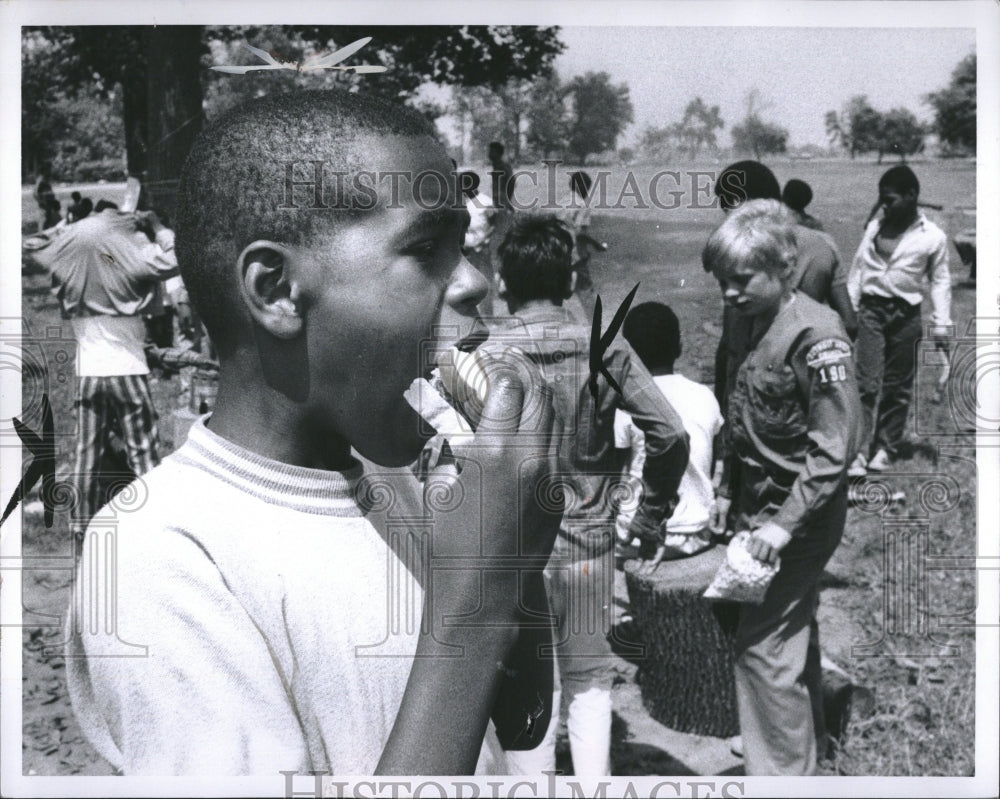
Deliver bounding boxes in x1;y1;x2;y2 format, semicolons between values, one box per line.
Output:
17;157;979;776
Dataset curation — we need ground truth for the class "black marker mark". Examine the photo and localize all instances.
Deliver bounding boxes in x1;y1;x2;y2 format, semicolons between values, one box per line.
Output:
588;282;640;410
1;394;56;529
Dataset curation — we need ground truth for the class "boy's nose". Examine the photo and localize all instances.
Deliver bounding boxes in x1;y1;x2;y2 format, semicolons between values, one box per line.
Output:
446;253;489;312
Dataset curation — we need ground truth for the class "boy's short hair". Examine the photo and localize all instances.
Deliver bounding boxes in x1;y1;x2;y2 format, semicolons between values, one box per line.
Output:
702;198;798;280
878;165;920;196
714;160;781;211
623;302;681;371
782;179;813;213
176;89;436;355
498;215;574;304
489;141;504;155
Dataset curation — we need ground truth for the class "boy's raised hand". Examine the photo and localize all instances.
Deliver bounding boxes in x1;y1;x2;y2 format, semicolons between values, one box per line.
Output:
430;348;560;562
378;350;561;773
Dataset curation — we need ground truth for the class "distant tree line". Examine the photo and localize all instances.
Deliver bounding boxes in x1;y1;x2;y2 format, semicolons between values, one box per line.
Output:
450;70;634;166
825;54;975;163
22;29;975;184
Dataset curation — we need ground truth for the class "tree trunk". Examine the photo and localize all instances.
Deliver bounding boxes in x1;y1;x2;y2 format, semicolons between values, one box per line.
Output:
510;108;521;163
121;47;149;177
142;26;205;217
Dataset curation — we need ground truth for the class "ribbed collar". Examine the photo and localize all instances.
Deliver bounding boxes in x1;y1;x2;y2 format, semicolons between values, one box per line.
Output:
172;416;365;517
510;303;577;327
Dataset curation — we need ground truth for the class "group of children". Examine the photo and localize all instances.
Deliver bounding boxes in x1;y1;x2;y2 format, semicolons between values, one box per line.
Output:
63;87;952;780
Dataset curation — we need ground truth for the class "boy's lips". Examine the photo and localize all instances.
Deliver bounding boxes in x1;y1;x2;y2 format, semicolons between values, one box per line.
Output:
422;318;490;379
456;319;490;353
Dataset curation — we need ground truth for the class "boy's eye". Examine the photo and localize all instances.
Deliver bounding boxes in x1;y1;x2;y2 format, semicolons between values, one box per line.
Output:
409;241;437;256
403;237;447;260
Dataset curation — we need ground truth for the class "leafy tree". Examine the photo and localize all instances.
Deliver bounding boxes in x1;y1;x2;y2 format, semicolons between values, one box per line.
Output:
844;95;884;158
879;107;925;162
670;97;724;159
826;95;883;159
210;25;563;106
564;72;633;165
24;26;205;181
731;117;788;157
826;95;925;162
824;110;845;152
926;53;975;154
24;25;565;180
637;124;681;162
450;78;550;165
732;90;787;159
451;85;508;164
525;74;570;160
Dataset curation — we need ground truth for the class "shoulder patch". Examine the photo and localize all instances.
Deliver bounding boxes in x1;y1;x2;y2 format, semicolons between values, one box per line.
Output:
806;338;851;369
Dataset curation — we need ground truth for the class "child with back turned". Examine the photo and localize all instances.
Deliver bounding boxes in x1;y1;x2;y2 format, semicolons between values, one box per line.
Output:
616;302;724;567
494;215;689;776
66;89;562;777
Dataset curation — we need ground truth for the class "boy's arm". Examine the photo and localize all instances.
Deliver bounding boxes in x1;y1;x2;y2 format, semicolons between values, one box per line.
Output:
22;225;70;271
750;335;862;563
846;223;876;312
927;232;953;329
133;213;181;280
829;284;859;339
377;367;560;774
613;411;645;542
613;348;690;543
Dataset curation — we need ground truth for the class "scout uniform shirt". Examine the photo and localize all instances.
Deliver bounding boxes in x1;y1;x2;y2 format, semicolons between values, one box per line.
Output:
717;224;846;415
726;293;862;537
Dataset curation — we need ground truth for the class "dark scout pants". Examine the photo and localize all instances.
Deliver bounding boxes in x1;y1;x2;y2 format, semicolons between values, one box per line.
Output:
855;295;922;459
734;489;847;775
733;462;847;777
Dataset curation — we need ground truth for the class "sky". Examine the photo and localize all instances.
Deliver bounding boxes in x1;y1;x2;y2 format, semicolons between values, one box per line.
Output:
552;26;976;148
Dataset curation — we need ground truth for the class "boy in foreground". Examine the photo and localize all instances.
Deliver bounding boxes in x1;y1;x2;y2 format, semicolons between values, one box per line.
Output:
67;90;560;776
495;216;689;775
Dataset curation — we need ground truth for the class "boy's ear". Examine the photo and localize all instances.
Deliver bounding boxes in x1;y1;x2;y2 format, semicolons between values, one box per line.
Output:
237;241;304;339
496;275;508;299
568;271;578;298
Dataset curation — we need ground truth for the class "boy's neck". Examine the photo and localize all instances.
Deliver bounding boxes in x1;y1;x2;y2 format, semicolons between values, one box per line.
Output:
648;365;675;377
207;367;355;472
506;298;562;314
881;208;918;237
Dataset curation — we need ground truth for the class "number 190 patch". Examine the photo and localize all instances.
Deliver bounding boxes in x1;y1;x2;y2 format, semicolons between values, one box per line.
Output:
806;338;851;384
817;363;848;383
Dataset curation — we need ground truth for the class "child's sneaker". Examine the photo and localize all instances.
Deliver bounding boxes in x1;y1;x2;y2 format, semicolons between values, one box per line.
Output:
867;448;892;472
847;453;868;478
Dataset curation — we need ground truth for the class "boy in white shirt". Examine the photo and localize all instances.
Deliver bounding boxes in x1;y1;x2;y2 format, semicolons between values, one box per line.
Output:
66;89;560;778
846;165;952;474
617;302;724;569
